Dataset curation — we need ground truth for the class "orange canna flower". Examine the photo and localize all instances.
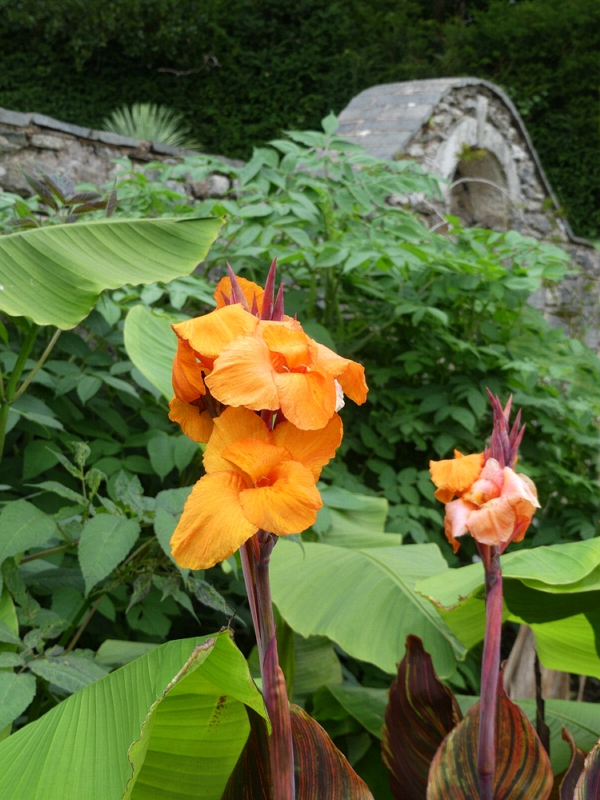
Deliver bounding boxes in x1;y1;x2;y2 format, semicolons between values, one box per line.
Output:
430;454;540;552
205;319;368;430
428;450;485;503
170;406;343;569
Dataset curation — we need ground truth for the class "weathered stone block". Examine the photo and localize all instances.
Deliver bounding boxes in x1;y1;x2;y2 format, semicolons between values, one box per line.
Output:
30;134;66;150
0;108;31;126
31;113;91;139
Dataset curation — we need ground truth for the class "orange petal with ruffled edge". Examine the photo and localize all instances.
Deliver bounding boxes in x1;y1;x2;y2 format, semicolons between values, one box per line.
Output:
312;342;368;405
168;397;213;443
215;275;264;312
173;304;259;360
170;471;258;569
467;496;517;546
204;406;272;474
239;460;322;535
258;320;311;369
272;413;343;479
172;339;207;403
444;498;477;552
429;451;484;500
274;370;337;430
223;438;292;483
206;333;280;410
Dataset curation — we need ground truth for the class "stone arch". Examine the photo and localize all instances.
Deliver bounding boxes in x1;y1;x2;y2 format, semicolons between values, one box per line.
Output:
429;115;521;229
449;149;509;229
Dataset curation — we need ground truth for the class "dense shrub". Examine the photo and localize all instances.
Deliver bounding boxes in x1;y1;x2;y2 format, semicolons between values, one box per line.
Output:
1;0;599;235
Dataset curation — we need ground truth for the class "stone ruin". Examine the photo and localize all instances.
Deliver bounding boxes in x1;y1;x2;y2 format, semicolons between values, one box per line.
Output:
337;77;600;350
1;79;600;348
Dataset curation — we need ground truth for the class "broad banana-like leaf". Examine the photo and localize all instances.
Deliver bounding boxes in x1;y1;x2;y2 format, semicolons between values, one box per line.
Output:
0;217;223;328
222;703;374;799
124;305;178;399
382;635;462;800
0;631;267;799
427;678;553;800
270;540;465;679
416;539;600;678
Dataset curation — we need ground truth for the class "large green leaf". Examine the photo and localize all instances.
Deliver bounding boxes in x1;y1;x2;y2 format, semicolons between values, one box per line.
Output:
0;631;267;800
415;540;600;678
0;217;223;329
270;540;465;679
124;305;178;400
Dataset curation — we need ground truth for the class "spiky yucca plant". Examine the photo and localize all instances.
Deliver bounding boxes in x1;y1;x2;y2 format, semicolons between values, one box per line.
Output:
102;103;201;150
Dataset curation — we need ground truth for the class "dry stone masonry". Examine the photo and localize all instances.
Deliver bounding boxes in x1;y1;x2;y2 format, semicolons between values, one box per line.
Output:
2;79;600;347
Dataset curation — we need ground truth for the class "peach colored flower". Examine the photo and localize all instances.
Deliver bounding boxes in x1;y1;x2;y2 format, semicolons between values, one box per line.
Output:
430;454;540;552
170;406;343;569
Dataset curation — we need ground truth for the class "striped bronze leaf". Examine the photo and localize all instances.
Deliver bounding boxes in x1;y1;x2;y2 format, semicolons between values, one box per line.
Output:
574;739;600;799
290;704;374;798
427;677;553;799
220;704;373;799
560;726;586;799
381;635;462;800
220;706;273;799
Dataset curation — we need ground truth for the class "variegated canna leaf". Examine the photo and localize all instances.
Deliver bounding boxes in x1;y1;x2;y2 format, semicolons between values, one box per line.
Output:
574;739;600;799
427;677;553;800
221;703;374;799
560;726;586;799
381;634;462;800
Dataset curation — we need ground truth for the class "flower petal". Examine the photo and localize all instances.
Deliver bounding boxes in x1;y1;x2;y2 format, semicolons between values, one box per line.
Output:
170;472;257;569
502;468;540;517
429;451;485;498
273;370;336;430
239;461;322;535
467;496;517;546
206;333;280;410
222;439;291;483
172;339;206;403
258;320;310;369
444;498;476;552
313;342;368;405
173;304;259;360
168;397;213;443
215;275;264;312
204;406;271;474
272;413;343;479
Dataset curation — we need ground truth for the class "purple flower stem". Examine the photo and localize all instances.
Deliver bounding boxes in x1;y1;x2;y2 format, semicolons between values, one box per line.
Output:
477;544;503;800
241;533;296;800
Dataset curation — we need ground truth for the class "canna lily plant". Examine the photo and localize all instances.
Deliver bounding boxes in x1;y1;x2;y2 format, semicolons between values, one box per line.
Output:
381;394;600;799
168;262;372;799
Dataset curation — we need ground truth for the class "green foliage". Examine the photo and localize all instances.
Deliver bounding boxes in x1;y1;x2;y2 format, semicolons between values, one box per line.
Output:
103;102;201;150
0;631;268;800
2;120;600;796
114;118;600;555
416;539;600;678
0;0;598;235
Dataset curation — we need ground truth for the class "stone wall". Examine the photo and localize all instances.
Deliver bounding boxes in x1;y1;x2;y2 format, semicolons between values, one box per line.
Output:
0;106;238;200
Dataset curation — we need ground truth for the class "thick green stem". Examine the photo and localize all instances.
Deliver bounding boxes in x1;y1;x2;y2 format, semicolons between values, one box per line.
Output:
0;323;40;462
